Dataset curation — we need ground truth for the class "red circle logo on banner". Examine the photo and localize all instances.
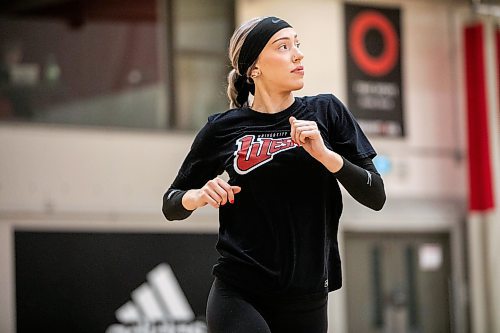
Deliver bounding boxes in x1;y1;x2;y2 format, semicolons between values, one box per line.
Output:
349;10;398;76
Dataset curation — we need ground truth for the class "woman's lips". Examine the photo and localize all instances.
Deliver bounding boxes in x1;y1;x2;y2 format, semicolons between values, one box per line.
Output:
291;66;304;75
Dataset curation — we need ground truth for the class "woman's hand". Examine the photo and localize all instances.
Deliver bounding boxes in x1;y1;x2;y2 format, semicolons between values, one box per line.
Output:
289;116;344;172
289;116;329;161
182;177;241;210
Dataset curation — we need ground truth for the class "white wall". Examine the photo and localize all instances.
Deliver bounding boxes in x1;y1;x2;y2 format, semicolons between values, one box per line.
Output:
0;124;187;214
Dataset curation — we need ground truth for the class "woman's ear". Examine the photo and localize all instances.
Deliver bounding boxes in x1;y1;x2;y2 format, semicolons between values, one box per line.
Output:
250;67;261;78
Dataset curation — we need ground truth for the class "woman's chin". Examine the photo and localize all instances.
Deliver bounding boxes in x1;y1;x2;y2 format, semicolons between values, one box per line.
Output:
291;81;304;91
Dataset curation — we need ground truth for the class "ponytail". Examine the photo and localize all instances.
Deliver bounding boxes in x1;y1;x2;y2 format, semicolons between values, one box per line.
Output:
227;69;241;109
226;17;263;108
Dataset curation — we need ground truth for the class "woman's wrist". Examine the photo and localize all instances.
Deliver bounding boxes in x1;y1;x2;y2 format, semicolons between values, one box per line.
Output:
181;189;200;211
317;148;344;173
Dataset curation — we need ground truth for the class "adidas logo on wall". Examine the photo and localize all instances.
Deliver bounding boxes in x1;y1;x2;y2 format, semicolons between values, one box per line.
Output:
106;263;207;333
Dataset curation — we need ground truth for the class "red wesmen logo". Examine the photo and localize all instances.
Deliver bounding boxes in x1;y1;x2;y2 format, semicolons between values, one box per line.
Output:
233;134;298;174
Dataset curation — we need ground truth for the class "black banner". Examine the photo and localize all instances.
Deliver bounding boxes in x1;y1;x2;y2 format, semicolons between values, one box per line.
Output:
15;231;219;333
345;3;404;137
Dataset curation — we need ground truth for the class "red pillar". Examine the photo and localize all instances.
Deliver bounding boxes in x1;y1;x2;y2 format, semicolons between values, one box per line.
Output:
464;23;495;212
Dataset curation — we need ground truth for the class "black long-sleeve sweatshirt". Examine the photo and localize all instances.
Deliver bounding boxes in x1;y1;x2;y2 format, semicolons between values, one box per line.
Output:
162;94;385;298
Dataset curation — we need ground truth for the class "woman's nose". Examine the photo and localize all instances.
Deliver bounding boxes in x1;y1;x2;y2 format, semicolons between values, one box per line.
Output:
293;48;304;62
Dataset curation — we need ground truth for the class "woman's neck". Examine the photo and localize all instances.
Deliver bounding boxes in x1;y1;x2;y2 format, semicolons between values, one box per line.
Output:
250;89;294;114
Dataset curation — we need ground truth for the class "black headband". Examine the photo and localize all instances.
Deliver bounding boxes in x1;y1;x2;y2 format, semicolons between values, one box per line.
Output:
234;17;292;106
237;16;292;76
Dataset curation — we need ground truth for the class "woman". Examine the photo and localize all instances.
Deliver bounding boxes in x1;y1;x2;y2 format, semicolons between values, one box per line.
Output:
163;16;385;333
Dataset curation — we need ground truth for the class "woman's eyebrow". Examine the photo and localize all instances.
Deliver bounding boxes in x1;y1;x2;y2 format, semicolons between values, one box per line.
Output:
272;34;298;44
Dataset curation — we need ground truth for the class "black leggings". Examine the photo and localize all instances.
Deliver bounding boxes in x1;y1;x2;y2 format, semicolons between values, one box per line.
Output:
206;278;328;333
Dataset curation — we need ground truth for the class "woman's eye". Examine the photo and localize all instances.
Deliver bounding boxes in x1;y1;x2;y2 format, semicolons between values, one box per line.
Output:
279;44;288;50
296;42;301;48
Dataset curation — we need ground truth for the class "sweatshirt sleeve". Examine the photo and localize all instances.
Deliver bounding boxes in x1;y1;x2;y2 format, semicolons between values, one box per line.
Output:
326;94;385;210
162;117;224;221
328;94;376;160
333;156;386;211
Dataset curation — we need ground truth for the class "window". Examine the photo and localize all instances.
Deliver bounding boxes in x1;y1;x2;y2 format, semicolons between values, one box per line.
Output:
174;0;235;130
0;0;234;130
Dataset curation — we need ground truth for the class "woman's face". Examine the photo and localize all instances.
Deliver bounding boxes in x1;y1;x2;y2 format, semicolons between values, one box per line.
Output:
253;27;304;93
